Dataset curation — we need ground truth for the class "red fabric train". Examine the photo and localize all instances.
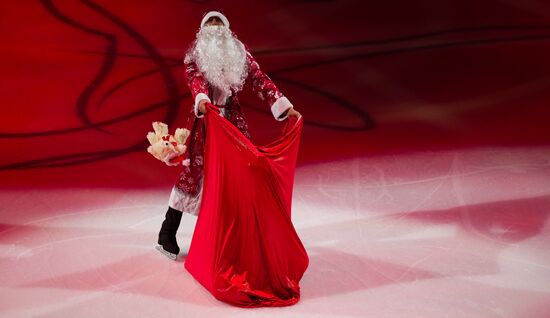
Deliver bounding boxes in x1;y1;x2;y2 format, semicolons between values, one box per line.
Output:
184;102;309;307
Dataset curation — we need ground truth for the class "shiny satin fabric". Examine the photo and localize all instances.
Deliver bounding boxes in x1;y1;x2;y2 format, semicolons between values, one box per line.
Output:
184;102;309;307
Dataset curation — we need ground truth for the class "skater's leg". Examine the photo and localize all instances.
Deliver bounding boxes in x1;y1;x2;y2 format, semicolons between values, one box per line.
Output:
156;206;183;260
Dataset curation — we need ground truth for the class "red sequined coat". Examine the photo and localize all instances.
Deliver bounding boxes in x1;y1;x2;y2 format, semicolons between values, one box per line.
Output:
173;45;294;202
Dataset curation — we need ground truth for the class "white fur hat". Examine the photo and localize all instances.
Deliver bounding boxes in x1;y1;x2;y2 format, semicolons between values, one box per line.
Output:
200;11;230;29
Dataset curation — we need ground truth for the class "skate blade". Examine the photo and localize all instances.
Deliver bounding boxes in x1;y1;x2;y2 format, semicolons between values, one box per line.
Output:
155;245;177;260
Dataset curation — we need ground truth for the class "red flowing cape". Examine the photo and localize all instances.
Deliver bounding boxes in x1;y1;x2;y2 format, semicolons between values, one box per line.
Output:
184;103;309;307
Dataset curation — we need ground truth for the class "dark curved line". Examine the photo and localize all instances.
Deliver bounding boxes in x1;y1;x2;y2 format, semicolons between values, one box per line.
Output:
74;28;550;107
19;52;374;133
0;94;189;138
253;24;550;55
96;61;182;111
81;33;550;132
41;0;116;134
5;21;550;168
3;32;550;139
57;48;183;113
0;0;183;169
61;48;182;63
61;48;180;61
63;24;550;60
273;33;550;74
240;75;374;131
270;75;374;131
67;24;550;118
0;142;149;170
0;151;118;170
98;65;374;131
81;0;180;125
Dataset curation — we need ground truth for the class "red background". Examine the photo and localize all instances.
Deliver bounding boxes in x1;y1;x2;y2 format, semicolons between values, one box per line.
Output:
1;0;549;187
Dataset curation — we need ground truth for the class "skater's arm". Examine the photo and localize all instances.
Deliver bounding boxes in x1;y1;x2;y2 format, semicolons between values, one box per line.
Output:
184;60;210;118
245;45;295;121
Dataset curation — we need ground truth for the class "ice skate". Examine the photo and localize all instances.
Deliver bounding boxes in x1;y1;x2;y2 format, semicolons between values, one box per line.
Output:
155;244;178;260
156;206;183;261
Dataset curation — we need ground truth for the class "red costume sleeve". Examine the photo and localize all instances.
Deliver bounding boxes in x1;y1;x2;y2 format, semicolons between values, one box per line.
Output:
184;60;210;118
245;45;294;121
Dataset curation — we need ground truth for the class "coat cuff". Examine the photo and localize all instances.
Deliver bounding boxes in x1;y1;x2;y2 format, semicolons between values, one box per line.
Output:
194;93;210;118
271;96;293;121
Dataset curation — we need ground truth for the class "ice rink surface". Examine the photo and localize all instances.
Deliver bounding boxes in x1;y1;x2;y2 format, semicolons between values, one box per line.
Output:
1;1;550;317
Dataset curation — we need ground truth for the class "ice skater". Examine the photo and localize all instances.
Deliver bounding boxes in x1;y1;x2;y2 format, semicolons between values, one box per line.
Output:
156;10;301;260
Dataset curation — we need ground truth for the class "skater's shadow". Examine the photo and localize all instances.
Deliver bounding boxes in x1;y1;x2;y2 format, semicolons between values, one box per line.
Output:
10;195;550;313
302;245;444;298
292;195;550;316
17;246;214;306
175;248;189;263
391;195;550;243
298;195;550;297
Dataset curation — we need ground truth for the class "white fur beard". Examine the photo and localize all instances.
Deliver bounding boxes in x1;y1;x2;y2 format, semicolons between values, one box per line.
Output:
184;26;247;97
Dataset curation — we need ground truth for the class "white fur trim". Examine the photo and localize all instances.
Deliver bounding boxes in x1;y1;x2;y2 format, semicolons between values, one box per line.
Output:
194;93;210;118
271;96;293;121
168;183;202;216
200;11;230;29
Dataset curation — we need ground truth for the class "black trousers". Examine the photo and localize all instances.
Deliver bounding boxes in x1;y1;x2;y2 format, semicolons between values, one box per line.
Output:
158;206;183;254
